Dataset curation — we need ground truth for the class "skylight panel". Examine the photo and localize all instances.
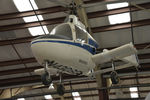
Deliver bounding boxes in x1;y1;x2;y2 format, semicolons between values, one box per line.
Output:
44;95;53;100
17;98;25;100
72;92;82;100
43;26;49;34
29;0;38;10
130;87;138;92
13;0;32;12
130;93;139;98
28;26;46;36
108;13;130;24
129;87;139;98
13;0;49;36
23;15;43;22
107;2;128;10
106;2;130;25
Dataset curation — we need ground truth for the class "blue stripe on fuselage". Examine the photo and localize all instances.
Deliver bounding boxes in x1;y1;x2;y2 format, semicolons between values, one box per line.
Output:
31;40;96;54
88;38;99;48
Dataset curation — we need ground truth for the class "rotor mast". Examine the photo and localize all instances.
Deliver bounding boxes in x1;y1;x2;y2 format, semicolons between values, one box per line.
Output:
74;0;92;34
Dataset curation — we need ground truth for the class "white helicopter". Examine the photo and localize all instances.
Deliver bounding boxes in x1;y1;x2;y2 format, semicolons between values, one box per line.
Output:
31;1;139;96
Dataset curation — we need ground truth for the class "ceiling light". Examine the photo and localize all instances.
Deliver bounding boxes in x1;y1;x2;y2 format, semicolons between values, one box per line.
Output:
29;0;38;10
72;92;80;96
130;87;138;92
108;13;130;24
17;98;25;100
72;92;81;100
13;0;32;12
13;0;49;36
107;2;128;10
106;2;130;25
130;87;139;98
23;15;43;23
13;0;38;12
130;93;139;98
44;95;53;100
28;26;45;36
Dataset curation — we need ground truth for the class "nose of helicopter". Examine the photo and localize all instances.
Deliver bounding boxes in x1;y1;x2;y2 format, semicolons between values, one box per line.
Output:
31;36;73;66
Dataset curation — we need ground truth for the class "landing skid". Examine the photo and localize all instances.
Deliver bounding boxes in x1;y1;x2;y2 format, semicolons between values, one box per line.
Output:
41;60;65;96
110;60;120;84
41;60;52;85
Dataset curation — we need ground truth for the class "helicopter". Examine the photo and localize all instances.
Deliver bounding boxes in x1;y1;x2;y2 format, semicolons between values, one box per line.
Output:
31;0;139;96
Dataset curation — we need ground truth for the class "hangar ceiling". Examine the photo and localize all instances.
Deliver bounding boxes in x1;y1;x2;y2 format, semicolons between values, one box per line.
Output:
0;0;150;100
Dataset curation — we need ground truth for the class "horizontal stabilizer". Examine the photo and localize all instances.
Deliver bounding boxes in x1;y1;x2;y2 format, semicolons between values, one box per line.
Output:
92;43;137;65
121;54;139;67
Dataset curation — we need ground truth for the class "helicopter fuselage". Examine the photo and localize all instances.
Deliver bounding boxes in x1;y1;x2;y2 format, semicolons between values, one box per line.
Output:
31;38;96;75
31;21;99;76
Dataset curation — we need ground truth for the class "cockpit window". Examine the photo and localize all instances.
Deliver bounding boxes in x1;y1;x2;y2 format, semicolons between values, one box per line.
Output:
75;26;87;43
50;24;72;40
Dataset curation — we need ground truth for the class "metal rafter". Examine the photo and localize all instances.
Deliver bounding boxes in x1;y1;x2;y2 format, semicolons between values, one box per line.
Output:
0;58;36;67
0;2;150;32
0;2;149;21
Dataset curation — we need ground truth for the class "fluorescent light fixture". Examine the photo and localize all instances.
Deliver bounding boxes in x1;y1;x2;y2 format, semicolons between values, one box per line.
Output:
13;0;32;12
130;87;138;92
107;2;130;25
107;2;128;10
13;0;38;12
108;13;130;24
44;95;53;100
43;26;49;34
72;92;80;96
72;92;81;100
130;87;139;98
23;15;43;22
29;0;38;10
28;26;44;36
17;98;25;100
130;93;139;98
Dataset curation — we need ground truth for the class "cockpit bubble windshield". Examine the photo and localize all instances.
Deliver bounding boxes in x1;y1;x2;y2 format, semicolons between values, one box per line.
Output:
75;26;87;43
50;24;73;40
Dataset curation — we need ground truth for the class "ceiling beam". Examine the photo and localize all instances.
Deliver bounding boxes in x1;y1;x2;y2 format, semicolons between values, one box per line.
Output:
0;2;150;32
0;75;85;88
92;18;150;33
0;53;150;68
0;58;36;67
2;51;150;67
0;75;41;87
0;1;149;21
0;17;65;32
0;62;150;76
0;66;42;76
0;36;37;46
0;6;67;21
0;16;150;33
0;62;150;87
7;83;150;99
88;2;150;18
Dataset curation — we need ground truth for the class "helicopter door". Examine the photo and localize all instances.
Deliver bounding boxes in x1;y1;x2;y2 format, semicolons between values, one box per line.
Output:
75;26;87;43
